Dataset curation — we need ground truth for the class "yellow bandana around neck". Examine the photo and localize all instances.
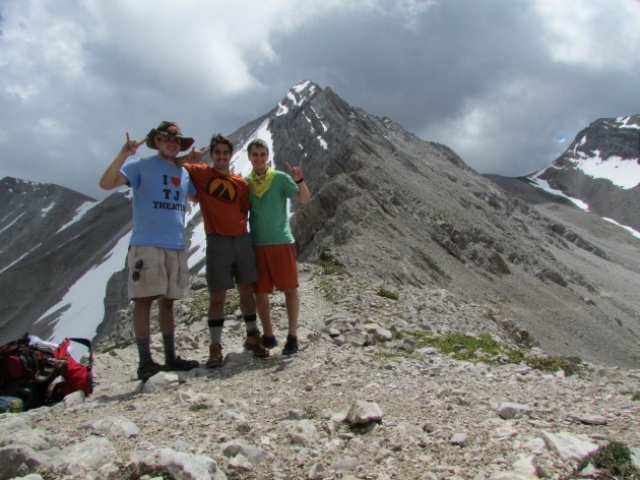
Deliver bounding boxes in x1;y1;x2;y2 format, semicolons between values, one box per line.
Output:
250;167;275;197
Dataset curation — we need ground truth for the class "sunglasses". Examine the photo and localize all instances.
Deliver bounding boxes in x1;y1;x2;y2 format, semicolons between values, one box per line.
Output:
132;259;143;281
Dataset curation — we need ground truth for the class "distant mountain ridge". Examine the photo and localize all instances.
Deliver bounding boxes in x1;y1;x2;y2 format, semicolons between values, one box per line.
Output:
0;177;131;344
0;177;94;273
524;115;640;230
2;81;640;369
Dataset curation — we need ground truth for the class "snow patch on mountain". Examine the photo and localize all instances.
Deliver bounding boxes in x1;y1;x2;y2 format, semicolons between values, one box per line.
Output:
569;151;640;189
36;231;131;345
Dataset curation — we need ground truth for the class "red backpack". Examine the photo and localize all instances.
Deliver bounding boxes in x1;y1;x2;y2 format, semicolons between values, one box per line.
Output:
0;334;93;410
53;337;93;397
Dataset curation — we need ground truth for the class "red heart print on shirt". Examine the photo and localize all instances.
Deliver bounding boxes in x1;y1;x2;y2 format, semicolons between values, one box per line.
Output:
170;177;181;187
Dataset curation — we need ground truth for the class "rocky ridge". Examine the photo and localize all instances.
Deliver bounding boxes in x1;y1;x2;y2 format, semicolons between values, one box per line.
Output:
528;114;640;232
1;265;640;480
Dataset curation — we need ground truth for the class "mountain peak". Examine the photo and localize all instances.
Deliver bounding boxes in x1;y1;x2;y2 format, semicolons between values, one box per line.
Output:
568;114;640;161
526;113;640;229
275;80;322;117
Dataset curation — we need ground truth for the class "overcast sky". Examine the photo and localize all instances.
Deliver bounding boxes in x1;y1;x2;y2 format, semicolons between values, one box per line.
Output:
1;0;639;200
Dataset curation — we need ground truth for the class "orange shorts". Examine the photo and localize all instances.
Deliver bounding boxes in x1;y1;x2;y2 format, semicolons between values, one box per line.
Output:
253;244;299;293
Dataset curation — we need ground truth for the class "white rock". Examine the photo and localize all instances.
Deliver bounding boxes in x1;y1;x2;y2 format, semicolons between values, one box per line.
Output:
540;430;599;462
345;400;383;424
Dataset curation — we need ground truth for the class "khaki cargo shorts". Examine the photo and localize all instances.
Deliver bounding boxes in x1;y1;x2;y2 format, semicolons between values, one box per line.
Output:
127;245;189;300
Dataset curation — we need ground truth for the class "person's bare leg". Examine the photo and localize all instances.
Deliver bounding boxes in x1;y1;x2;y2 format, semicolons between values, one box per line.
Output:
208;290;226;319
237;283;256;315
283;286;299;337
238;283;269;356
157;297;175;334
133;297;154;339
255;292;273;337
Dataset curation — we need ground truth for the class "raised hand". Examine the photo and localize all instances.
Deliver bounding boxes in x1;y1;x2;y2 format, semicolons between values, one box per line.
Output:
186;146;209;164
174;146;209;166
285;161;303;182
100;132;145;190
122;132;146;157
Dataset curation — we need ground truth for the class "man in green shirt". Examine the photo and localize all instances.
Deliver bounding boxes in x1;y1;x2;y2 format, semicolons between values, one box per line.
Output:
245;139;310;355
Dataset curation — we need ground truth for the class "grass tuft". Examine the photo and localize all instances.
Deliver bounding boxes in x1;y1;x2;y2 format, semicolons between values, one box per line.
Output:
376;286;399;300
563;441;640;479
393;331;584;375
183;288;239;319
236;423;252;434
317;250;347;275
304;405;319;419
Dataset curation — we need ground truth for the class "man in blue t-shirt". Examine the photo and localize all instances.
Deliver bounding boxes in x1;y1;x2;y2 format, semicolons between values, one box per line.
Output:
99;121;199;381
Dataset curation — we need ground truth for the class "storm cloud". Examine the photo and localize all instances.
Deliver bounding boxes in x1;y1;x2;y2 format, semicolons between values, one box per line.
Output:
1;0;639;199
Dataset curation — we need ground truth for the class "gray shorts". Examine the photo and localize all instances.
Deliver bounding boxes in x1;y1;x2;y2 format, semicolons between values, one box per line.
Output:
127;245;189;300
206;233;257;292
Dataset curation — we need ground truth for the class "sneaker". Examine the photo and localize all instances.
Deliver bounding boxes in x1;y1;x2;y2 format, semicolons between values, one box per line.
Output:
166;356;199;371
243;331;270;358
282;335;298;356
206;343;224;368
137;359;166;381
262;334;278;349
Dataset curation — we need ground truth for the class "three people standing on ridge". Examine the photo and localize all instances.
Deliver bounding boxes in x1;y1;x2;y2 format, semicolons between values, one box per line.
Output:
98;121;200;381
100;123;311;378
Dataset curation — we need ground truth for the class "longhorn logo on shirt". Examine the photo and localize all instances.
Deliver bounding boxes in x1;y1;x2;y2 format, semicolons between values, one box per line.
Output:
206;178;239;202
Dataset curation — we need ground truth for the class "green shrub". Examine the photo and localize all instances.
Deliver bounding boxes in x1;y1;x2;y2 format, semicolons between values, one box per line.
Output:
376;286;399;300
563;441;640;479
236;423;252;434
398;331;584;375
304;405;319;418
526;355;583;376
317;250;347;275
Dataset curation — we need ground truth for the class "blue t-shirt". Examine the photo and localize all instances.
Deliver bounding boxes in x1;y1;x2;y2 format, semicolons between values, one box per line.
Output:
120;155;196;249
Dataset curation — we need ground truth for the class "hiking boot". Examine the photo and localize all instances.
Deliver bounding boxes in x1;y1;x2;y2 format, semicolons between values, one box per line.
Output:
282;335;298;356
262;334;278;349
166;356;199;371
137;359;166;381
243;331;270;358
206;343;223;368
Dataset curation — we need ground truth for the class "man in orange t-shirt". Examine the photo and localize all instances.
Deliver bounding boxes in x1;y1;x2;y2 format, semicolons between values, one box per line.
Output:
183;134;269;367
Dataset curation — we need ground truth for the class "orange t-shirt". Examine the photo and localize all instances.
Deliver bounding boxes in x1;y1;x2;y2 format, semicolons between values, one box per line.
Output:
184;164;250;236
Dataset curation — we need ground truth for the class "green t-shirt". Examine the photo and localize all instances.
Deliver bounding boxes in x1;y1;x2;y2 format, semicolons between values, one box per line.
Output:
246;170;299;246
